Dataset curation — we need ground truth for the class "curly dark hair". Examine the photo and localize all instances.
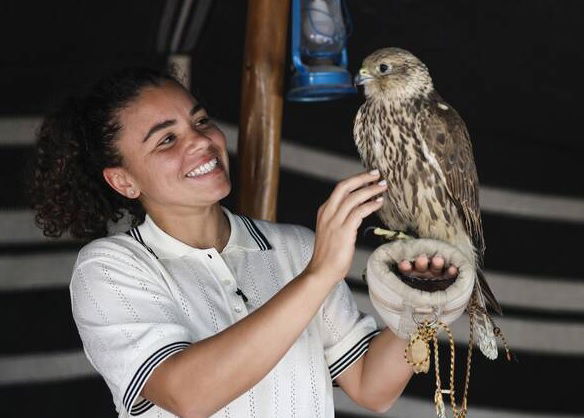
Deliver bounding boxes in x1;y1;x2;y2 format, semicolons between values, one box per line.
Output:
30;67;181;239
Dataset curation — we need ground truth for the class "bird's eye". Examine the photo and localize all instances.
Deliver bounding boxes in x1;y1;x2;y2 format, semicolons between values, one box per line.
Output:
379;63;390;74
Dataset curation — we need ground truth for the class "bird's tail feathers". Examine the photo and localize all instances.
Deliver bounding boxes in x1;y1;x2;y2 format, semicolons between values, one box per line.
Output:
476;268;503;315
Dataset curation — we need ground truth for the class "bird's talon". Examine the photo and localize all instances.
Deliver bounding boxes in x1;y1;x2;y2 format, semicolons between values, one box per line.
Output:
372;227;412;241
363;226;377;237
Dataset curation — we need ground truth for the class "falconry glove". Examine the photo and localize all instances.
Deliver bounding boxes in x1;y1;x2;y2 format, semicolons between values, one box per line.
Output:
366;238;474;340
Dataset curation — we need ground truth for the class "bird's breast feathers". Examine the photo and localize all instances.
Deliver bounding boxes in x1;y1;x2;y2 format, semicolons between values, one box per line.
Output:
354;98;472;254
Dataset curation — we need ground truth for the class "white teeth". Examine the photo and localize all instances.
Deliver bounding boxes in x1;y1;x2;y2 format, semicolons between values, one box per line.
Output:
186;158;218;177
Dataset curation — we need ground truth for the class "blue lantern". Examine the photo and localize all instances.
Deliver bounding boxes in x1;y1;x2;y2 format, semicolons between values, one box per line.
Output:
287;0;356;102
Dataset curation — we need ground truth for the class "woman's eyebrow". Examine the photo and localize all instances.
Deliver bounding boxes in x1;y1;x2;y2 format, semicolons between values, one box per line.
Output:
190;104;203;116
143;119;175;143
142;104;203;143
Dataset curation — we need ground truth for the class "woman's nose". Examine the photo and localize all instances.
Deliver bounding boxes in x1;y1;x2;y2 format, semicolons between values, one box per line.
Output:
185;129;212;153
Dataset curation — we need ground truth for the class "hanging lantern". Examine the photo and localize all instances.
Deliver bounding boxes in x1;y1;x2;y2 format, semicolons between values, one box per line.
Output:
287;0;356;102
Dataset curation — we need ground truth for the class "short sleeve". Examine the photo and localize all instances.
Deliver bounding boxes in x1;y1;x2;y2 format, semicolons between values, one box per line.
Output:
292;225;381;381
320;281;380;380
70;236;192;416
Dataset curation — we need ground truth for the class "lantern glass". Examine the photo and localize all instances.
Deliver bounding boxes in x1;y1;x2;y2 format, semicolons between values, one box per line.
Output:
287;0;356;101
301;0;346;60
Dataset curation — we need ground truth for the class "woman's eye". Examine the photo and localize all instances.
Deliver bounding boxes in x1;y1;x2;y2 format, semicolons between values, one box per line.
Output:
159;134;176;146
194;117;211;128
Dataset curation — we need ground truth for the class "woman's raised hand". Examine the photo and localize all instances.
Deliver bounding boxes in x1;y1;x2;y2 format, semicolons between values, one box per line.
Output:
305;170;386;285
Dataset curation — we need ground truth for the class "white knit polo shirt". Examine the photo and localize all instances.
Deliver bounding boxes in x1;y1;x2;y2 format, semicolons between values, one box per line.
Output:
70;207;380;417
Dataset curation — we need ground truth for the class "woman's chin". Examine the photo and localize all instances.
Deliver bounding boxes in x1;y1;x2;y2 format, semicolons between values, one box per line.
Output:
192;182;232;206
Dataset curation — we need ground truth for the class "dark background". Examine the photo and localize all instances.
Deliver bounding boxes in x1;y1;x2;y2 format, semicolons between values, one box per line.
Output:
0;1;582;417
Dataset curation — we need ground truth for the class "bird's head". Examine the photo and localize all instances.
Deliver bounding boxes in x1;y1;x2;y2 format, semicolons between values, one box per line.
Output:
355;48;433;101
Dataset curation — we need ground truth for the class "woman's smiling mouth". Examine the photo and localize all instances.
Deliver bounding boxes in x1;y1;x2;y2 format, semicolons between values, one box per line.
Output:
185;157;219;178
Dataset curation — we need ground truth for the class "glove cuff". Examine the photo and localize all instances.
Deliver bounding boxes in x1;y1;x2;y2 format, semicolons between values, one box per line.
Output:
366;239;474;339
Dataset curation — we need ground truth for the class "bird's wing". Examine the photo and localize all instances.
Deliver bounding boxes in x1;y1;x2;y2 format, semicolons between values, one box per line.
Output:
353;101;379;172
416;93;485;261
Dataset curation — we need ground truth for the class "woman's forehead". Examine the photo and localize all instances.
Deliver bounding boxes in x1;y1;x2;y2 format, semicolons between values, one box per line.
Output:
121;82;202;123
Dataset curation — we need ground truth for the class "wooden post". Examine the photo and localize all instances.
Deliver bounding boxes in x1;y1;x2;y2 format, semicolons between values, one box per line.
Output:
237;0;290;221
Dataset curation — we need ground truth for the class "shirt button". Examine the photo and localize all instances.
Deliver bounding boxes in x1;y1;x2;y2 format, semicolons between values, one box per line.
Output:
234;306;242;313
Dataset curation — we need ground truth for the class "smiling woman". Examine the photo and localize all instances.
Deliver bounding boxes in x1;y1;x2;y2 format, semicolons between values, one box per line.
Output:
28;67;457;418
99;81;232;247
30;68;183;239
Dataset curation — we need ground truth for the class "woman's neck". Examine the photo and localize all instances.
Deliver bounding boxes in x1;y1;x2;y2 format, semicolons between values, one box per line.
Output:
146;203;231;252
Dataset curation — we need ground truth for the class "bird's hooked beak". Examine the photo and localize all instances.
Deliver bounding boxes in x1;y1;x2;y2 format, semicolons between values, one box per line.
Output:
354;68;374;86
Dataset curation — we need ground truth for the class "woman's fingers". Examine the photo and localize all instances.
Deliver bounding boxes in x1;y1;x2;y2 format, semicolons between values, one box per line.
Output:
445;265;458;279
399;255;459;280
335;180;387;222
414;255;429;273
324;170;381;215
345;197;384;230
308;171;384;284
398;260;413;274
429;255;445;275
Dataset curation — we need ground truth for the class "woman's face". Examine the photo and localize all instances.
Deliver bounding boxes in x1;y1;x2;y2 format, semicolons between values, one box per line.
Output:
106;81;231;216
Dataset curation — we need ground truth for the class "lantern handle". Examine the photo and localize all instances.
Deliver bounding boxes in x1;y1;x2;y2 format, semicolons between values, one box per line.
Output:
341;0;353;40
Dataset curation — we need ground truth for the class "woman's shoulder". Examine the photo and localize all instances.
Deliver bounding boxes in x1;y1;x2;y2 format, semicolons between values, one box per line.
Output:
246;217;315;251
224;206;313;243
250;217;313;238
75;231;157;269
70;232;166;298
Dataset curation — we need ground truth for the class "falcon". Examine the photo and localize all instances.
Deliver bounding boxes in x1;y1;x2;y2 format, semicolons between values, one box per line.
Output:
353;47;502;320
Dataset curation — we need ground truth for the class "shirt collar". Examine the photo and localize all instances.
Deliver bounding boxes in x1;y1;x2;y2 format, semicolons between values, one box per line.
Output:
131;207;271;259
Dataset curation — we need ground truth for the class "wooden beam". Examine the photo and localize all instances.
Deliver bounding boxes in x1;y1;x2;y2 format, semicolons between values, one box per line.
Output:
237;0;290;221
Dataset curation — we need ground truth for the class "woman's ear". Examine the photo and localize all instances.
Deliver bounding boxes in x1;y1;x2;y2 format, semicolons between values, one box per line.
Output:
102;167;141;199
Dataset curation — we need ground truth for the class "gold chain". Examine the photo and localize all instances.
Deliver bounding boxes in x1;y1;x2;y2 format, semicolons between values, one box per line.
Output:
404;292;513;417
405;318;473;418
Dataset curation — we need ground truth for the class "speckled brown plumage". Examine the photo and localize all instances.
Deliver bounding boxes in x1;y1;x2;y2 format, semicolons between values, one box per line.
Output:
354;47;500;313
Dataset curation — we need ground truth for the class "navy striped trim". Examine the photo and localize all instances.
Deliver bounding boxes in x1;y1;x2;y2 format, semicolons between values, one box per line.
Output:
239;215;272;250
123;341;190;414
130;398;155;416
127;227;158;259
329;330;381;380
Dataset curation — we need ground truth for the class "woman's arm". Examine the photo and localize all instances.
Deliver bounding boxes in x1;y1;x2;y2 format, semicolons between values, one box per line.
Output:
142;170;387;417
145;269;334;417
335;328;412;413
335;255;459;412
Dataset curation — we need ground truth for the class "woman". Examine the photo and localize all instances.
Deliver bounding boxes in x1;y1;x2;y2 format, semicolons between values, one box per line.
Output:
31;68;456;417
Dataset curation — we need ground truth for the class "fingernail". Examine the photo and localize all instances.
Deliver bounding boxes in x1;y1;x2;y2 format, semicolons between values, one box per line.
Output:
369;169;380;176
375;196;383;202
378;180;387;186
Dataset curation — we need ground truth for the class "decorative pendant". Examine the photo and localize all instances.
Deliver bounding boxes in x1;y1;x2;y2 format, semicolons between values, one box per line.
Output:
406;333;430;374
